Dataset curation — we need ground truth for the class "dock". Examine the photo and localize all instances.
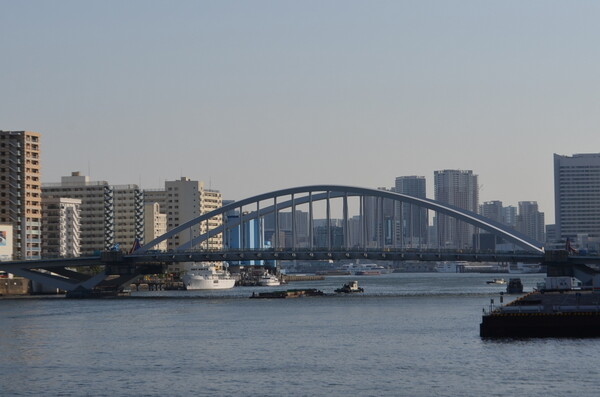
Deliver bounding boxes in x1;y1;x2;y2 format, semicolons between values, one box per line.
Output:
481;290;600;337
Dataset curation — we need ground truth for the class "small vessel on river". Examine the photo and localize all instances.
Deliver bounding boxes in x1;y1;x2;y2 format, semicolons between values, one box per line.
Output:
258;273;281;287
335;280;364;293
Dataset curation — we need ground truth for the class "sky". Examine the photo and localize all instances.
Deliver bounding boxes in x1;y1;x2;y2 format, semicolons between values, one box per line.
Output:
3;1;600;224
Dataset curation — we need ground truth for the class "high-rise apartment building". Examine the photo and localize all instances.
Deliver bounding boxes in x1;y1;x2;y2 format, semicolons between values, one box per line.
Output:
42;172;144;255
145;177;222;250
41;198;81;257
434;169;479;249
554;153;600;242
114;186;145;249
0;131;42;259
395;176;428;248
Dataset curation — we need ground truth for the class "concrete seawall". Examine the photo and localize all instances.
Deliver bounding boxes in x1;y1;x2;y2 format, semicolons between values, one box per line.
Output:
0;277;29;296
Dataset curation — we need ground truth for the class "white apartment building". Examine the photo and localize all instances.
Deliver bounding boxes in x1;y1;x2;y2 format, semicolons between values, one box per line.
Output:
144;202;167;251
41;198;81;257
42;172;144;255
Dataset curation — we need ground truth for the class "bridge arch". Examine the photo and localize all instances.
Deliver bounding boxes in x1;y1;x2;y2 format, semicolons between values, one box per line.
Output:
137;185;544;254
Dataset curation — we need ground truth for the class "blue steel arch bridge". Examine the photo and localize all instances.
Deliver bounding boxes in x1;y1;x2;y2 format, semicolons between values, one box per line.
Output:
0;185;595;296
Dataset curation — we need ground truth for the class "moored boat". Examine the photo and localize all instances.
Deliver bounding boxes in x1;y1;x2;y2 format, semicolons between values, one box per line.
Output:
258;273;281;287
183;264;236;290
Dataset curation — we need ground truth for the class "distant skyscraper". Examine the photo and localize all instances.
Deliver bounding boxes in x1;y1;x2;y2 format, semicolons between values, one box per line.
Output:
395;176;428;247
554;153;600;242
434;169;479;249
0;131;42;259
502;206;517;229
480;201;503;224
263;210;309;248
517;201;545;243
363;187;396;248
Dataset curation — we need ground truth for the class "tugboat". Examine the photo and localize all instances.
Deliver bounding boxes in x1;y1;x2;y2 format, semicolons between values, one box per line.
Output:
334;280;364;293
486;278;506;285
506;278;523;294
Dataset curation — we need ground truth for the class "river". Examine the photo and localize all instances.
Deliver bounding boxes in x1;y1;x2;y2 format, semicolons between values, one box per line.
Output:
2;273;600;396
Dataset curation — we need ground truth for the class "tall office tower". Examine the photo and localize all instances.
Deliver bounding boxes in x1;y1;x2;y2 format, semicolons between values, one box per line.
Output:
143;202;167;251
42;172;144;255
347;215;362;248
361;188;396;248
434;169;479;249
517;201;545;243
161;177;222;250
480;201;503;223
554;153;600;243
41;198;81;257
0;131;42;259
395;176;428;248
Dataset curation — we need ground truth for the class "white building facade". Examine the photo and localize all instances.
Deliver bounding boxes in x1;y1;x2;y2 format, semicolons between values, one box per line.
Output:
143;202;167;251
145;177;222;251
554;153;600;244
42;198;81;257
42;172;144;255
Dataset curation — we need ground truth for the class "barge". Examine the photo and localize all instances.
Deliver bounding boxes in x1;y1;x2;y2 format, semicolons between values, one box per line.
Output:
250;288;324;299
480;289;600;337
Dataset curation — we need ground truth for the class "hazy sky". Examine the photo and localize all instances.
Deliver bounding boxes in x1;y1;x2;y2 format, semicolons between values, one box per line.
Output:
3;1;600;223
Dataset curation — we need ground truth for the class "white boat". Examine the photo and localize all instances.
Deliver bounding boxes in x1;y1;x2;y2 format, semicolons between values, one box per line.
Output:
183;265;236;290
508;263;542;274
435;262;466;273
338;263;391;275
258;273;281;287
486;278;506;285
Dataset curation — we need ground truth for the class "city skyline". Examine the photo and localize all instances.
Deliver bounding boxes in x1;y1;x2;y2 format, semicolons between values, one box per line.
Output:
4;1;600;223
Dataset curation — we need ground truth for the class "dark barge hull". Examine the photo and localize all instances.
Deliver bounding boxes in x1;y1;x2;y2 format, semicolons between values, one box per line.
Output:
250;288;324;299
481;313;600;338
